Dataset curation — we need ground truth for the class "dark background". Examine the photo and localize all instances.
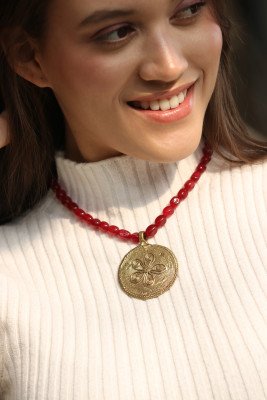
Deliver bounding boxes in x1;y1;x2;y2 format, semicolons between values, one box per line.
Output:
233;0;267;137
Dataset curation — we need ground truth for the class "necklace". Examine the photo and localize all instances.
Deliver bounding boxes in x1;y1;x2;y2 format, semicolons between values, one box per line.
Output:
52;142;212;300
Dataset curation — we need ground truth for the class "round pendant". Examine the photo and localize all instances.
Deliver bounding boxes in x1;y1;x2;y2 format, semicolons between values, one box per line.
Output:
118;232;178;300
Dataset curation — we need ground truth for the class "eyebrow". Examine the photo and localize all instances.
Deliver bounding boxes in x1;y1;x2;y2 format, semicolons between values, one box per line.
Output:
77;9;136;29
77;0;180;29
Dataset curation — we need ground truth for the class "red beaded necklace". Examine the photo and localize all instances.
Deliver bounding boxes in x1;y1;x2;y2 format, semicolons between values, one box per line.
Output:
52;142;212;300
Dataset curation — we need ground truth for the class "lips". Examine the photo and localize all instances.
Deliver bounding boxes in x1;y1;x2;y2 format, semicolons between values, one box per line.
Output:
129;89;188;111
127;80;196;106
127;82;196;124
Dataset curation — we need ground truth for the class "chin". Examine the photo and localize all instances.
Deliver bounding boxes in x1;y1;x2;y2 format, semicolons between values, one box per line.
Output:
148;136;202;163
134;144;199;164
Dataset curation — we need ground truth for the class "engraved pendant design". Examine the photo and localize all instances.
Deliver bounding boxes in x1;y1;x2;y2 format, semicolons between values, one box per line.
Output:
118;232;178;300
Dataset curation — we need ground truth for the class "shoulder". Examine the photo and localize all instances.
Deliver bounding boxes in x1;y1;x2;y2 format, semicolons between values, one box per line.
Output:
0;190;64;269
206;154;267;214
209;151;267;183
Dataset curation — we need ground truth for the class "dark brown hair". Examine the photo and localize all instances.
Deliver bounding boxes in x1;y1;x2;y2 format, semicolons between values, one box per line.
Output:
0;0;266;224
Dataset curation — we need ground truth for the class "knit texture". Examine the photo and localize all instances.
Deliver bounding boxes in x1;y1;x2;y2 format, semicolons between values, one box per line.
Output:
0;141;267;400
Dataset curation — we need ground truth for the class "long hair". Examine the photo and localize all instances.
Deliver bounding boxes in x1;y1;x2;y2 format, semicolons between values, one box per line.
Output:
0;0;266;224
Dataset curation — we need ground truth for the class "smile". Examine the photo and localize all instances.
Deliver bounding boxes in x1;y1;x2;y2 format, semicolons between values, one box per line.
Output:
127;82;196;124
129;90;188;111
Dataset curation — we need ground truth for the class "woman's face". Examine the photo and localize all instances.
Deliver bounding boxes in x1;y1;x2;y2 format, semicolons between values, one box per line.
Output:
37;0;223;162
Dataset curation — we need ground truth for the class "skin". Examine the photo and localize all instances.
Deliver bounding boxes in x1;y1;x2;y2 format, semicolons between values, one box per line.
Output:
19;0;223;162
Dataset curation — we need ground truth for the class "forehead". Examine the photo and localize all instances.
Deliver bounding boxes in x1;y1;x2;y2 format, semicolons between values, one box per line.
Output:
45;0;217;37
49;0;181;22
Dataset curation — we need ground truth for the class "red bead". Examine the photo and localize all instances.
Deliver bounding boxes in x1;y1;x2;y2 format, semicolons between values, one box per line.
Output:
74;208;85;218
131;233;140;244
67;202;78;210
51;182;60;191
84;214;93;224
56;190;66;200
191;171;201;182
177;188;188;201
62;196;72;206
155;215;167;227
196;163;206;173
170;196;180;208
118;229;131;240
163;206;174;217
184;179;196;191
108;225;120;235
99;221;109;231
92;219;101;228
203;145;213;156
145;224;158;239
55;186;64;194
200;155;211;164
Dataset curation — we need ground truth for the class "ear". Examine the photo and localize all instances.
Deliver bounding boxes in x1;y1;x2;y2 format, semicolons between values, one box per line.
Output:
3;30;51;89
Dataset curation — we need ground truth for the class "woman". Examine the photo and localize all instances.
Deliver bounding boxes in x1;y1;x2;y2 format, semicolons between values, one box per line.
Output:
0;0;266;399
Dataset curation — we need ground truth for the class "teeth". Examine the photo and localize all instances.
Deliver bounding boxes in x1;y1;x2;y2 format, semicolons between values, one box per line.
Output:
169;96;179;109
150;100;160;111
140;101;149;110
139;90;188;111
159;99;171;111
177;92;185;103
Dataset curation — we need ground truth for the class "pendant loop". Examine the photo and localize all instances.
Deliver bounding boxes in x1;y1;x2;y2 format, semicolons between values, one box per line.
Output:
139;231;148;246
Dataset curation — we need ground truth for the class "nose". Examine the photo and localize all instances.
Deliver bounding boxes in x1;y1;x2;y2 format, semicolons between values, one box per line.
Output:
138;30;188;83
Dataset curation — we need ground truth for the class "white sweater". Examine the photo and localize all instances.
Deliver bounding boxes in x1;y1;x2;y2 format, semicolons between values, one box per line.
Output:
0;141;267;400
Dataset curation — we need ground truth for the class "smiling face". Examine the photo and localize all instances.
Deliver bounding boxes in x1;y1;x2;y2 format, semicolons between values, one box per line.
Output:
36;0;223;162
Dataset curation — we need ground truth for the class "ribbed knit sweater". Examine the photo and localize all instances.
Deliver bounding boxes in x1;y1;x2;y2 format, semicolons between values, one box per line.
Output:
0;141;267;400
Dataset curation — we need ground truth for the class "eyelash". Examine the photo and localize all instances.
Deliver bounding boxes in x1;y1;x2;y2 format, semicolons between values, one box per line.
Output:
173;1;206;21
94;1;206;47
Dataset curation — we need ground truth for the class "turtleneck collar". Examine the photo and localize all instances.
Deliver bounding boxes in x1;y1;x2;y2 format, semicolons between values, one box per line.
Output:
54;139;215;231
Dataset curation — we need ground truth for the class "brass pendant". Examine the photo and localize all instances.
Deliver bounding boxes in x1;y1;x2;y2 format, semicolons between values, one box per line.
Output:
118;232;178;300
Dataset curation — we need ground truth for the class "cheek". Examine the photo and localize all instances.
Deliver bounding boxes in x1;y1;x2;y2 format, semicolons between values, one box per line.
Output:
190;22;223;71
206;23;223;61
44;42;133;102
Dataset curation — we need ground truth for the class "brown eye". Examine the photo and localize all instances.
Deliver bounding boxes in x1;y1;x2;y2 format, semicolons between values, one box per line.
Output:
175;2;206;20
99;25;135;43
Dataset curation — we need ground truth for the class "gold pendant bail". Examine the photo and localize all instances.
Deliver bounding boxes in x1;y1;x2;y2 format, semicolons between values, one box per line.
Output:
139;231;148;246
